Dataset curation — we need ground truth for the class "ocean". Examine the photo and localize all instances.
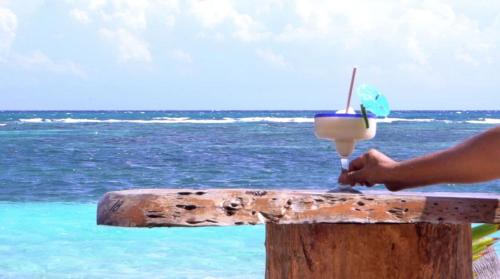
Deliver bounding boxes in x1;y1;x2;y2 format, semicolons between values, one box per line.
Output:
0;110;499;278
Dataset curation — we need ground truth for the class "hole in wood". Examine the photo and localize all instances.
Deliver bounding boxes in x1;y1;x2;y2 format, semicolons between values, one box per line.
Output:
176;204;197;210
245;190;267;196
178;192;192;196
224;206;238;216
186;219;205;224
146;213;165;218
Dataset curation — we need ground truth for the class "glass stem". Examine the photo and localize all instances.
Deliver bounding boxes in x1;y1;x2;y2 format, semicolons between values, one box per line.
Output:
339;157;350;189
340;157;349;172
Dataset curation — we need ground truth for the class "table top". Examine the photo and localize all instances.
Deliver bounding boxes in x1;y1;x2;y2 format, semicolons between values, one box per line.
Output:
97;189;500;227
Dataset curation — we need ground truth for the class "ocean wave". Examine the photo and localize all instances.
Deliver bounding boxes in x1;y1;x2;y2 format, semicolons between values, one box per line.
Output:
377;118;436;123
19;117;237;124
20;118;45;123
19;116;500;125
19;117;314;124
0;123;6;126
465;118;500;124
153;116;313;123
151;117;237;123
238;117;313;123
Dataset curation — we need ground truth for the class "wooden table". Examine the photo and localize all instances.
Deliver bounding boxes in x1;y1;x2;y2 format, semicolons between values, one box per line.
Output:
97;189;500;279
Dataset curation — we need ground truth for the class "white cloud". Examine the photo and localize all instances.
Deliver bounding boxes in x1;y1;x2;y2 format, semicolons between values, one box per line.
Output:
455;49;478;66
171;49;193;64
165;14;175;29
79;0;180;30
274;0;498;72
14;50;86;78
70;8;90;24
407;37;428;66
232;13;268;42
20;0;500;78
99;28;151;63
0;6;84;77
0;7;17;58
256;48;289;69
98;1;149;30
189;0;269;42
68;0;180;63
189;0;234;28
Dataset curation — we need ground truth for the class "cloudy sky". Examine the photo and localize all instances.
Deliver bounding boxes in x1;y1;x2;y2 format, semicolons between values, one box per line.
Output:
0;0;499;110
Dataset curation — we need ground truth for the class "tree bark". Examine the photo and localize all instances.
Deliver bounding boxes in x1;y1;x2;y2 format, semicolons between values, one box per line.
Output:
266;223;472;279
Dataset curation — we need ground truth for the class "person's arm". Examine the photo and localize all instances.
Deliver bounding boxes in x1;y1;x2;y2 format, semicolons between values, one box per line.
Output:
338;126;500;191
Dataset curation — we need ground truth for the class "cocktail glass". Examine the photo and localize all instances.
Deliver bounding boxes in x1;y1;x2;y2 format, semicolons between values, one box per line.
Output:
314;112;377;193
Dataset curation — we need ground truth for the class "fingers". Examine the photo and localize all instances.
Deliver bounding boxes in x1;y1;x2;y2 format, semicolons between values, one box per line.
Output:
348;156;365;171
338;172;350;185
385;182;403;192
360;181;375;187
339;169;368;186
348;149;380;171
339;149;392;187
348;169;368;184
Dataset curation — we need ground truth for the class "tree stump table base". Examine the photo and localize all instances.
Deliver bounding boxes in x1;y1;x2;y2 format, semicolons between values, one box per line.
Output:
266;223;472;279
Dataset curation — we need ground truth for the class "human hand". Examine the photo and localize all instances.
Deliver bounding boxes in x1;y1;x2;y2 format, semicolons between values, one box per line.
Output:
338;149;403;191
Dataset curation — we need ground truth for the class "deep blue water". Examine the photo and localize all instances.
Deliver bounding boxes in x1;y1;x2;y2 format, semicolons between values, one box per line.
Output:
0;110;499;278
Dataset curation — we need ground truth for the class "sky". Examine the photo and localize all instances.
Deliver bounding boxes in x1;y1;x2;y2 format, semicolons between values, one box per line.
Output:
0;0;499;110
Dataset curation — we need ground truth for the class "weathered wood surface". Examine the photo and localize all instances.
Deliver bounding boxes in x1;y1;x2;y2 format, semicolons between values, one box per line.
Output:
265;223;472;279
97;189;500;227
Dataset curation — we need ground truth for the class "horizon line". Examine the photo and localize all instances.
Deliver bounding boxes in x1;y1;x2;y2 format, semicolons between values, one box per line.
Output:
0;109;499;112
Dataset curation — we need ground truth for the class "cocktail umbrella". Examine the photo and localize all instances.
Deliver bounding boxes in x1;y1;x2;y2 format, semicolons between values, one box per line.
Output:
356;84;390;117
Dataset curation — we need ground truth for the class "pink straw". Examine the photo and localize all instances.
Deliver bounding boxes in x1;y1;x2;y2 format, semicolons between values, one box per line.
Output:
345;67;357;113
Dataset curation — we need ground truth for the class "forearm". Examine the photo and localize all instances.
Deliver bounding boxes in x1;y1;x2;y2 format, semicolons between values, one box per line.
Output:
387;127;500;190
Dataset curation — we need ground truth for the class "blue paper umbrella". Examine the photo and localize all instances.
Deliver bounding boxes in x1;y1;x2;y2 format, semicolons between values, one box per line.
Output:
356;84;390;117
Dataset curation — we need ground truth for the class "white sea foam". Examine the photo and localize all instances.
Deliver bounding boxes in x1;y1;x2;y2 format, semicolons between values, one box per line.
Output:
466;118;500;124
19;117;315;124
152;117;237;123
238;117;314;123
18;116;492;125
153;116;313;123
0;123;6;126
19;118;45;123
55;118;102;123
19;117;238;124
377;118;436;123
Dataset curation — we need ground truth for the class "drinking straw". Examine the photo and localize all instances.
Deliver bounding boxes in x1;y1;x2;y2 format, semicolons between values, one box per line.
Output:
345;67;357;113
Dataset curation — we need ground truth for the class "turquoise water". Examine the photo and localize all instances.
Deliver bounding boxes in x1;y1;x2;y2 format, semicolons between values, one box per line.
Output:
0;110;499;278
0;202;265;278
